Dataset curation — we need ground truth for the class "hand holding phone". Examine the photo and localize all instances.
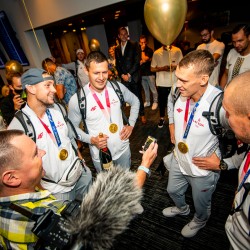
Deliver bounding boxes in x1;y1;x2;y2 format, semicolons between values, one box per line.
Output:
143;136;157;152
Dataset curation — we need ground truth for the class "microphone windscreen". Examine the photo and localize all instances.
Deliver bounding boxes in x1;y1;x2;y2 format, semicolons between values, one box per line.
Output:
67;166;143;249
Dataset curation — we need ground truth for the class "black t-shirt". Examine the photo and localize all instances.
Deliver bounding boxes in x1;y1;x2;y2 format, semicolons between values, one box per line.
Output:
140;46;154;76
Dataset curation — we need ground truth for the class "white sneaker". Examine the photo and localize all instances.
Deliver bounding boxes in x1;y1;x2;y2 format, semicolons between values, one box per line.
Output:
152;102;158;110
181;217;206;238
162;205;190;217
144;102;150;107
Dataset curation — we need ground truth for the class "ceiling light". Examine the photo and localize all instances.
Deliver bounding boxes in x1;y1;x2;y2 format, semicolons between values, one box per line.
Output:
73;29;76;32
115;10;121;13
68;23;72;26
115;14;119;17
63;30;67;33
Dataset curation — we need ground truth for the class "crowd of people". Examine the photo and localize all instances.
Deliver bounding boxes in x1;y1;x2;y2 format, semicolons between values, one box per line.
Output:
0;23;249;249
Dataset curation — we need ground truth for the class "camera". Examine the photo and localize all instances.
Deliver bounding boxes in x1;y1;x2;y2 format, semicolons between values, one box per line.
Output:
143;136;157;152
10;200;81;250
33;200;81;249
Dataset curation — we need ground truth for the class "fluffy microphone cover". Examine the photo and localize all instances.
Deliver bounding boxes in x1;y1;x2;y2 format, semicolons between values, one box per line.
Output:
67;166;143;249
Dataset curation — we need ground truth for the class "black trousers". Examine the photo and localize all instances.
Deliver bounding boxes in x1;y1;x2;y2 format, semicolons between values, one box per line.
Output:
157;86;171;118
122;81;145;116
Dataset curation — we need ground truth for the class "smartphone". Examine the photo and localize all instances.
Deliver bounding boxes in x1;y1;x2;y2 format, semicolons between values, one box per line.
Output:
143;136;157;151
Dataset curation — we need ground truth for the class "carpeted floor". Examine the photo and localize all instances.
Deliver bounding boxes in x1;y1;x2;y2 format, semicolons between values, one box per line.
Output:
82;105;238;250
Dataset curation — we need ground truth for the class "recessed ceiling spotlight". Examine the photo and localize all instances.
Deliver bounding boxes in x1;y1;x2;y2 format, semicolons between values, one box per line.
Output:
68;23;72;26
73;29;76;32
63;30;67;33
115;10;121;13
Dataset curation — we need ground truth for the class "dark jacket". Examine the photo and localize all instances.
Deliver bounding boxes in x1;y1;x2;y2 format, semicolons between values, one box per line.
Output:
0;92;16;125
115;41;141;84
0;92;25;125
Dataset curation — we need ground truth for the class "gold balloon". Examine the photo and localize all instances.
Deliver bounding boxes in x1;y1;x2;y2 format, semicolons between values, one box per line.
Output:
5;60;23;74
89;39;100;51
144;0;187;46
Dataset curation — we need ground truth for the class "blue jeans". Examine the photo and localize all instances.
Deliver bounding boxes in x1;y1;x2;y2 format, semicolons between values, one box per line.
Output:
93;147;131;173
167;157;220;221
52;166;92;201
141;75;158;103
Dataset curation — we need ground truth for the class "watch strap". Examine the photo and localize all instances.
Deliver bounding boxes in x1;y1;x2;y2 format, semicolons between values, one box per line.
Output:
219;159;228;170
138;165;151;176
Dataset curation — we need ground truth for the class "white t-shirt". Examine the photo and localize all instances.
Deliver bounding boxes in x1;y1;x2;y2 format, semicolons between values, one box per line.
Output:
225;48;250;86
174;84;221;177
197;40;225;86
151;46;183;87
8;105;78;194
225;152;250;250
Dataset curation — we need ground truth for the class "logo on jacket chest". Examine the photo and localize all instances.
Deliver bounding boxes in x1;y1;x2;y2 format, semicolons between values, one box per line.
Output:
57;121;64;128
37;132;43;139
110;98;119;105
193;118;204;128
90;106;97;111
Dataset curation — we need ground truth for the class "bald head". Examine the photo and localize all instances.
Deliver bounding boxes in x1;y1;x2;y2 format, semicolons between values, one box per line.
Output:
225;71;250;116
223;71;250;143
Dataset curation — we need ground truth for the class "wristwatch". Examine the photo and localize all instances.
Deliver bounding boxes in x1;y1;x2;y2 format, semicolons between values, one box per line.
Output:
219;160;228;170
138;166;151;177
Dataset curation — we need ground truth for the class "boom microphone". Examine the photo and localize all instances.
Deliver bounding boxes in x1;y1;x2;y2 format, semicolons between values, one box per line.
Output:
66;166;143;249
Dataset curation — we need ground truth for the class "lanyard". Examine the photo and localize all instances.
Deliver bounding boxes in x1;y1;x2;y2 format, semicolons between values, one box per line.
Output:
238;153;250;192
183;98;190;130
182;98;201;140
90;85;112;123
39;109;62;147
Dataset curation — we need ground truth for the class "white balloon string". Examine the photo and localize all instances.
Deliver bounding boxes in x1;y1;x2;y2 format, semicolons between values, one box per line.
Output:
167;46;173;86
21;0;41;50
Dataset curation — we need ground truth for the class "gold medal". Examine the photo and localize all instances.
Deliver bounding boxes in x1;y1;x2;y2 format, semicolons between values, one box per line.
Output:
59;149;68;160
109;123;118;133
178;142;189;154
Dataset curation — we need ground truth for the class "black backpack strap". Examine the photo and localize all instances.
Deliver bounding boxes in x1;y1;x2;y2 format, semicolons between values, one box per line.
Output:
109;80;130;126
14;110;36;142
75;61;80;89
202;92;224;136
77;86;89;134
231;182;250;215
173;86;181;106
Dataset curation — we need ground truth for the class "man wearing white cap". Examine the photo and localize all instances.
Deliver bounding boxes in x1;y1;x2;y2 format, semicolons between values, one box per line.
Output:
62;48;89;88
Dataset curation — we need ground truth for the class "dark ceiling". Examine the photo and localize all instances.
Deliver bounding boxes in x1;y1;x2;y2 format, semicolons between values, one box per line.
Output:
42;0;248;40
